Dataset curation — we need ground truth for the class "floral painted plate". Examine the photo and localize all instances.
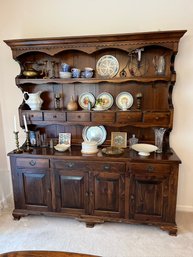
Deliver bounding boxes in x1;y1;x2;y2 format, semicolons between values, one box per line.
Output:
116;92;133;110
78;92;95;110
96;92;114;110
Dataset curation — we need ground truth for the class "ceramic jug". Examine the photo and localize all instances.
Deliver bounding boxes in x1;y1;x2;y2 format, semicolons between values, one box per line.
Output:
24;91;43;110
67;96;78;111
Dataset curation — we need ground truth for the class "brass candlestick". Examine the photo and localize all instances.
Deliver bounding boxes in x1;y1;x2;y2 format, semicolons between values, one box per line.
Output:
13;131;23;153
24;131;33;152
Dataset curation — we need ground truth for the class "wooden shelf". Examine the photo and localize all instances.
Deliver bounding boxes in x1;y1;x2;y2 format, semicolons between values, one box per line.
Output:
16;76;171;85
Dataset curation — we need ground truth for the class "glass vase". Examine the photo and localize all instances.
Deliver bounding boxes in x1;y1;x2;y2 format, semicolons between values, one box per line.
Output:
154;128;166;153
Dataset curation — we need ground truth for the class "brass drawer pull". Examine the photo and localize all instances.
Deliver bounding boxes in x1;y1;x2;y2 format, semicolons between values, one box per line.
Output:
103;164;111;170
29;160;36;166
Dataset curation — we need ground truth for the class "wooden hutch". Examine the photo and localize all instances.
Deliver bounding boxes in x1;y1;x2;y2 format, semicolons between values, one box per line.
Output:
5;30;186;235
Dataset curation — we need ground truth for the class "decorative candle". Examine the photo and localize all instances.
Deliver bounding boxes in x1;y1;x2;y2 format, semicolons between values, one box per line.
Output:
14;115;18;132
23;115;28;132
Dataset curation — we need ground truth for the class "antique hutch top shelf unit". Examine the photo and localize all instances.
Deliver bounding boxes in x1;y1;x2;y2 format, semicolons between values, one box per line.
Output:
5;30;186;235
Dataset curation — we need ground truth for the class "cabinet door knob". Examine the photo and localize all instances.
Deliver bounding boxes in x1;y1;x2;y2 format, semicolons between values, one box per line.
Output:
147;165;154;172
29;160;36;166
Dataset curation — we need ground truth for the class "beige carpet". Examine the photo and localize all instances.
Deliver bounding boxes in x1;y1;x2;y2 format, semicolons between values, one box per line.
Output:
0;209;193;257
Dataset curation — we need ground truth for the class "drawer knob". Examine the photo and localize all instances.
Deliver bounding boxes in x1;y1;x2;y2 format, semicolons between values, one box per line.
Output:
29;160;36;166
103;164;111;170
147;165;154;172
67;162;74;168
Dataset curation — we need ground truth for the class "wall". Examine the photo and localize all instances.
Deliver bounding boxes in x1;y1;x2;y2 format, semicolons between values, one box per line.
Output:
0;0;193;211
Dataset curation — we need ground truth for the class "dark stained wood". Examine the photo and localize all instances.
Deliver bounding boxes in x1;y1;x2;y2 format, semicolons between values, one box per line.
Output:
0;251;100;257
5;30;186;236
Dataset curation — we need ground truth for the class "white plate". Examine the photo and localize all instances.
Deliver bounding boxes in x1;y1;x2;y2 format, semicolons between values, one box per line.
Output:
131;143;158;156
97;92;114;110
96;55;119;78
78;92;95;110
82;126;107;145
116;92;133;110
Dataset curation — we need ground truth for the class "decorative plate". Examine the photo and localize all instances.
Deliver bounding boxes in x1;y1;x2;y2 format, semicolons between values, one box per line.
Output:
131;143;158;156
78;92;95;110
101;146;124;156
96;55;119;78
82;125;107;145
96;92;114;110
116;92;134;110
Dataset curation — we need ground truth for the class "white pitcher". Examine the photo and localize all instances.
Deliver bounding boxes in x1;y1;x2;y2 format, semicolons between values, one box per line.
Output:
24;91;43;110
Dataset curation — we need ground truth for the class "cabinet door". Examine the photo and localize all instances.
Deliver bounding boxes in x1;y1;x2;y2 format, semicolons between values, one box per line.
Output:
90;162;125;218
53;168;89;215
129;163;177;223
16;168;52;211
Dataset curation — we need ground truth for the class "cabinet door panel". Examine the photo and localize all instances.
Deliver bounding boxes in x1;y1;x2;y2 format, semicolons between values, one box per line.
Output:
54;170;89;215
92;172;125;218
129;166;171;222
16;168;51;211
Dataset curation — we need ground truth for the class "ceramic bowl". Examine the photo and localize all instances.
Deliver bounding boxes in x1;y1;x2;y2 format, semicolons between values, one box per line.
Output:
59;71;72;79
54;144;70;152
131;143;158;156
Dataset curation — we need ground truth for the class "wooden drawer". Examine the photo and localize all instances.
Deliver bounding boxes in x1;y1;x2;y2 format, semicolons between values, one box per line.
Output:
116;111;142;123
23;111;43;121
91;112;115;123
51;160;125;173
51;160;91;171
44;111;66;121
16;158;49;168
130;163;171;174
93;162;125;173
143;112;170;125
67;112;90;122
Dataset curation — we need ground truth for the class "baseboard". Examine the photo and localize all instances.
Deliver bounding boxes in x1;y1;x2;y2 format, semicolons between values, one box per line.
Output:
177;205;193;212
0;194;13;212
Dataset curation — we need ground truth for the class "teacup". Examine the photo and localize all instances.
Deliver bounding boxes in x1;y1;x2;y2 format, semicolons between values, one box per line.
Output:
61;63;70;72
84;67;94;78
71;68;81;78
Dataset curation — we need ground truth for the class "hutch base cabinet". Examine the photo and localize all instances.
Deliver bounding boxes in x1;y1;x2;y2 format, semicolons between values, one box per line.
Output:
5;30;186;235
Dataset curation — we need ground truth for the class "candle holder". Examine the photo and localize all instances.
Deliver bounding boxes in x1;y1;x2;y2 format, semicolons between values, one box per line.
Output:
24;131;33;152
13;131;23;154
55;93;61;110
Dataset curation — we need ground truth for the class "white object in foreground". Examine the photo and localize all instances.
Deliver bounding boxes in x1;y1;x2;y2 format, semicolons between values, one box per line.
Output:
54;144;70;152
131;143;158;156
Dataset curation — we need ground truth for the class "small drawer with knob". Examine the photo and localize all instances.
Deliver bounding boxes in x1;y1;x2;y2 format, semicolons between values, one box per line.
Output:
16;158;49;168
116;111;142;123
129;163;171;174
67;111;90;122
143;111;170;125
94;162;125;173
22;111;43;121
44;111;66;121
